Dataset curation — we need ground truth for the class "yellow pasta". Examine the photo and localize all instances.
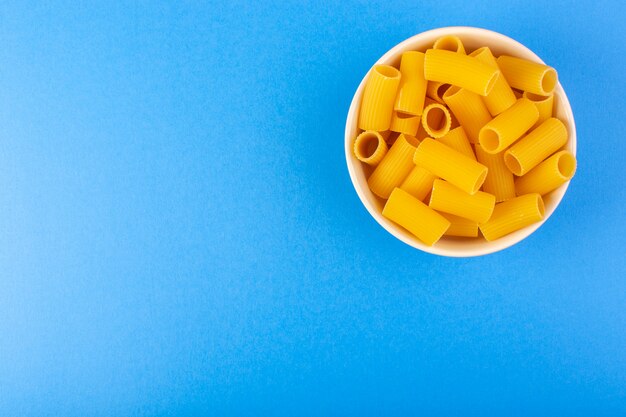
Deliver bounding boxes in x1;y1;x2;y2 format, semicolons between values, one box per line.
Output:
429;179;495;223
479;194;545;241
524;92;554;129
400;166;436;201
497;55;558;96
368;134;419;198
468;47;516;115
424;49;500;96
474;144;515;202
378;130;391;140
443;86;492;143
433;35;466;54
390;112;421;136
513;89;523;99
426;81;450;104
421;102;452;138
437;126;475;160
413;138;488;195
353;131;388;166
394;51;427;116
358;65;401;131
478;98;539;154
382;188;450;246
515;151;577;195
440;213;479;237
504;117;568;176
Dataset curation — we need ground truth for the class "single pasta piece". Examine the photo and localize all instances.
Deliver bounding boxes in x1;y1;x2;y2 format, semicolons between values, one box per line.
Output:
468;47;516;115
440;212;479;237
400;166;436;201
383;188;450;246
413;138;488;195
504;118;568;176
358;65;401;131
515;151;577;195
497;55;558;96
424;49;500;96
429;179;495;223
474;144;515;202
421;102;452;138
479;194;545;241
437;126;475;160
443;86;492;143
353;131;388;166
390;112;421;136
394;51;427;116
368;134;419;199
478;98;539;154
425;81;450;104
433;35;466;54
524;92;554;129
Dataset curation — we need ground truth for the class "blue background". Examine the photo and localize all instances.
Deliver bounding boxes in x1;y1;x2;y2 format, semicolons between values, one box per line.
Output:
0;0;624;415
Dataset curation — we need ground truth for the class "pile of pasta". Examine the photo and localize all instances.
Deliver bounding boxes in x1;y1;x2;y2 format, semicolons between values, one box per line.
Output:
353;35;576;246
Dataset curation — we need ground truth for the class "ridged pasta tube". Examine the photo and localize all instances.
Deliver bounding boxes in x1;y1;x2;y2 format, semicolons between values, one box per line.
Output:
413;138;488;195
515;151;576;195
383;188;450;246
368;134;419;198
497;56;558;96
394;51;427;116
504;118;568;176
479;194;545;241
358;65;401;131
478;98;539;154
469;47;516;115
425;49;500;96
429;179;495;223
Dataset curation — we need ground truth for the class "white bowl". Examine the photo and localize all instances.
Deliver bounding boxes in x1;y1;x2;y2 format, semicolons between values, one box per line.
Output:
345;27;577;257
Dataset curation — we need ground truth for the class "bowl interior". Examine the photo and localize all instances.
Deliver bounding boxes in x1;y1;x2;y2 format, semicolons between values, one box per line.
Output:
345;27;576;257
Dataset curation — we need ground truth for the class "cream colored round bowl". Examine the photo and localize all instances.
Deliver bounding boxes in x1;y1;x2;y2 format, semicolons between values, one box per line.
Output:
344;27;577;257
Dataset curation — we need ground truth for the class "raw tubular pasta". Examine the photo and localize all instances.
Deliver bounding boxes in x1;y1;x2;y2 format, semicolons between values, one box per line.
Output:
400;166;436;201
437;126;475;160
426;81;450;104
468;47;516;115
383;188;451;246
421;102;452;138
358;65;401;131
524;92;554;129
443;86;492;143
433;35;466;54
497;55;558;96
413;138;488;195
390;112;421;136
424;49;500;96
429;179;495;223
474;144;515;202
515;151;577;195
353;131;388;166
440;213;479;237
479;194;545;241
368;134;419;198
504;118;568;176
394;51;427;116
478;98;539;154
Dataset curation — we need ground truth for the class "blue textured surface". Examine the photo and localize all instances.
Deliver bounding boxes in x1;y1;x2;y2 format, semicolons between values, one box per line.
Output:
0;1;625;415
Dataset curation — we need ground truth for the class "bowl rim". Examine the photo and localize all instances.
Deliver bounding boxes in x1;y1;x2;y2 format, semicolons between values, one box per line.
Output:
344;26;577;257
